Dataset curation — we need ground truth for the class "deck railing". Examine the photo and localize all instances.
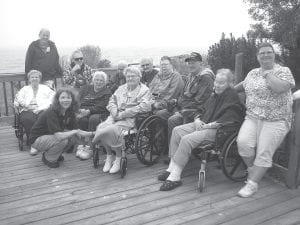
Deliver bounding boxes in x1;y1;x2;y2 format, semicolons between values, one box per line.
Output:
0;68;117;118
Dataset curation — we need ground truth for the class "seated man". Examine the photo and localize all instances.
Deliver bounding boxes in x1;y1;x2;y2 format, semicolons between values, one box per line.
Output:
157;69;245;191
76;71;112;160
140;58;159;86
149;56;184;113
109;60;127;93
156;52;215;142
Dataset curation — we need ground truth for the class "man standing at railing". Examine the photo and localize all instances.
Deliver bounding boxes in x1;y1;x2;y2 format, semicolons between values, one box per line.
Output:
25;28;62;89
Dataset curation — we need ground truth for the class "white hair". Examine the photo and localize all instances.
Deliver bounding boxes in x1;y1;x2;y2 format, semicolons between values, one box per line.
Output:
92;71;108;84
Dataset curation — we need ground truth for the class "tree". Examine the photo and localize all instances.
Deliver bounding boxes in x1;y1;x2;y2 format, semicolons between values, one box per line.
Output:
207;33;258;79
79;45;101;69
244;0;300;82
79;45;111;69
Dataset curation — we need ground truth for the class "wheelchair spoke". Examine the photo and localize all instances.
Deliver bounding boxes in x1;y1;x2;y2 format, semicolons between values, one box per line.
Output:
229;158;242;176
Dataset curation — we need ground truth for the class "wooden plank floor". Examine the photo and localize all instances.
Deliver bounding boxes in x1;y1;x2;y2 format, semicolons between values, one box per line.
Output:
0;125;300;225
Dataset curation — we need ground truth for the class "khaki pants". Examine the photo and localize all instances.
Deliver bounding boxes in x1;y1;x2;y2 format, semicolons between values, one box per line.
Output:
169;122;217;168
32;135;78;162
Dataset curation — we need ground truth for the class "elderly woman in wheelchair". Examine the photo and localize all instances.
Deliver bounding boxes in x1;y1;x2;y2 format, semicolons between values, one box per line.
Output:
14;70;55;149
91;66;151;174
158;69;245;191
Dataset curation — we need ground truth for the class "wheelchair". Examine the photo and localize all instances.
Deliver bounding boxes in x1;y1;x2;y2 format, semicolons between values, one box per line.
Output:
192;122;247;192
92;112;168;178
13;108;28;151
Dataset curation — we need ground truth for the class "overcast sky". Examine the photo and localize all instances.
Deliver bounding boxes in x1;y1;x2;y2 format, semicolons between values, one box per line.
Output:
0;0;252;49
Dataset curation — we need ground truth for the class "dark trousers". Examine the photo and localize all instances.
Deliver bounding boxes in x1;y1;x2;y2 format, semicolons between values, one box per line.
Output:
19;111;39;138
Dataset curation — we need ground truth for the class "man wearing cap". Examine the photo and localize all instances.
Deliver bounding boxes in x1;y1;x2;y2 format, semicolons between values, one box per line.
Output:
140;58;159;86
157;52;215;144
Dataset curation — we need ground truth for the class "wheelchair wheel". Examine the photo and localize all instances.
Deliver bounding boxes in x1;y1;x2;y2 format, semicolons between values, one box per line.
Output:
135;115;167;166
120;157;128;178
198;171;205;192
221;134;247;182
93;147;100;168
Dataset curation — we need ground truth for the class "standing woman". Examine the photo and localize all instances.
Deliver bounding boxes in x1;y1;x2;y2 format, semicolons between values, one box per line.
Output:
29;88;90;168
63;50;93;89
14;70;55;139
236;42;295;197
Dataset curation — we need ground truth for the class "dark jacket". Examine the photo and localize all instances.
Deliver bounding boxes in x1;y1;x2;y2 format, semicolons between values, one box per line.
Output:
141;69;159;86
79;85;111;119
178;68;214;111
25;40;62;81
200;87;245;125
29;106;77;145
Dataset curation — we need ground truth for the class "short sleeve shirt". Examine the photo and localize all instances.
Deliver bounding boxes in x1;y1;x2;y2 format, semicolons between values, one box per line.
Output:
243;64;295;125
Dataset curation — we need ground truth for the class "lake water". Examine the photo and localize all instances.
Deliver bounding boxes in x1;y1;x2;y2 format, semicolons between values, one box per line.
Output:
0;46;205;73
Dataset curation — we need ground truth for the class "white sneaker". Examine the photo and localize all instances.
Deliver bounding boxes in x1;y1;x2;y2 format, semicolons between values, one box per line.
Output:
109;157;121;174
79;146;92;160
76;145;84;158
30;147;38;156
103;156;114;172
238;180;258;198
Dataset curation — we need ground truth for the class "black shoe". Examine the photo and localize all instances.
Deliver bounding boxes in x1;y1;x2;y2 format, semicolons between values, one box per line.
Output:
42;153;59;168
58;155;64;162
158;171;170;181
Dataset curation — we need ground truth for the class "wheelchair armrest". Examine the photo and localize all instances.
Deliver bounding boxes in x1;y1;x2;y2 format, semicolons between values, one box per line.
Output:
215;121;241;151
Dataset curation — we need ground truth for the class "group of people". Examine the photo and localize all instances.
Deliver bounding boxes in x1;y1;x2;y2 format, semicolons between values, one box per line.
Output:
17;28;295;198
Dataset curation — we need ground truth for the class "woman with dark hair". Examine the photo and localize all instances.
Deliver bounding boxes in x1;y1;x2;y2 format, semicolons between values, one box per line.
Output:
63;50;92;89
235;42;295;197
29;88;92;168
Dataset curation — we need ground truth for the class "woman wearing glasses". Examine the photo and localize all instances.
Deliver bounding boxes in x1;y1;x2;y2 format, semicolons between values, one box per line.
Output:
235;42;295;198
63;50;92;89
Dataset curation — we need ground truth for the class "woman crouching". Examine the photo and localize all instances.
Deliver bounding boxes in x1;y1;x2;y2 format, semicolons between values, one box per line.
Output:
92;66;151;174
158;69;245;191
29;88;91;168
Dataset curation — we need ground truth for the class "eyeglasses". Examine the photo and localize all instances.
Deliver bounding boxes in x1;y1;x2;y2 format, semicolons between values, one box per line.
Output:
258;51;274;56
141;64;150;67
74;57;83;61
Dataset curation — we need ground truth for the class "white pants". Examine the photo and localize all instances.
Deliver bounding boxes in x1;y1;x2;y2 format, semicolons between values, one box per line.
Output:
237;116;290;167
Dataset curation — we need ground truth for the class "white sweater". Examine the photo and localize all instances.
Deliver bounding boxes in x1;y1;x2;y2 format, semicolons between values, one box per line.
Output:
14;84;55;113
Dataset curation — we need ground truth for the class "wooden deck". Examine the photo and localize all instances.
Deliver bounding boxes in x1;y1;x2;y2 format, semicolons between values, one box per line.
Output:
1;125;300;225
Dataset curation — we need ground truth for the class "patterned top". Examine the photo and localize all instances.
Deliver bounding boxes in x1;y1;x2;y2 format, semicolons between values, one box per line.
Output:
63;64;92;88
243;64;295;125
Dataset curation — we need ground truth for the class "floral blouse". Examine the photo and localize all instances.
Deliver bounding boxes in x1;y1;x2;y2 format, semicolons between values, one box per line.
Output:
63;64;92;88
243;64;295;126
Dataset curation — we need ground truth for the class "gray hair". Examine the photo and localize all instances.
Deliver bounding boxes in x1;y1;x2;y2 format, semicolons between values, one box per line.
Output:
92;71;108;84
124;66;142;78
216;68;235;86
71;50;83;60
140;58;153;66
39;28;50;36
27;70;42;80
117;60;128;70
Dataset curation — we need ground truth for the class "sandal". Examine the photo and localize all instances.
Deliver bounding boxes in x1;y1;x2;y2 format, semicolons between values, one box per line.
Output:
159;180;182;191
157;171;170;181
